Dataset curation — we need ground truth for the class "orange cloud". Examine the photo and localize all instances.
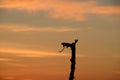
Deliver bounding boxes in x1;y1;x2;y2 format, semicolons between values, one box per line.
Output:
2;76;16;80
0;58;15;62
114;71;120;74
0;0;91;21
0;47;68;57
6;62;27;67
0;69;29;77
90;6;120;14
0;58;27;69
112;55;120;58
0;46;88;58
1;0;119;21
0;24;80;32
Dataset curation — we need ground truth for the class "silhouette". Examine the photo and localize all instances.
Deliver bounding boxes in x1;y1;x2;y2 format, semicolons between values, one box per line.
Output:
59;39;78;80
59;43;71;53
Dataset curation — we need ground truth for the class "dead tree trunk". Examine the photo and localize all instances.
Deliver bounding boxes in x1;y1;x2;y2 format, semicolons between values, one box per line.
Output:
60;39;78;80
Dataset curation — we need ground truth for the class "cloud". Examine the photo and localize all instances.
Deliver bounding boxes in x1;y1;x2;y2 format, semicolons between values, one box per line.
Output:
0;24;80;32
114;71;120;74
0;58;15;62
0;58;27;68
0;46;89;58
2;76;16;80
6;62;27;67
112;55;120;58
0;47;68;58
90;6;120;14
0;0;119;21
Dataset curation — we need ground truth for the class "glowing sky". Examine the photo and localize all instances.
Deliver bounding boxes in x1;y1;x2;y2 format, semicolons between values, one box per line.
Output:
0;0;120;80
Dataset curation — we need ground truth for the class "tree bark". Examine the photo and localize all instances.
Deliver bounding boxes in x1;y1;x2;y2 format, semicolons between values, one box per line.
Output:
69;42;77;80
60;40;78;80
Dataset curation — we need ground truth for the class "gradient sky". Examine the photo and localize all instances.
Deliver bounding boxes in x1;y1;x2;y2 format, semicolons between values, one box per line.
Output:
0;0;120;80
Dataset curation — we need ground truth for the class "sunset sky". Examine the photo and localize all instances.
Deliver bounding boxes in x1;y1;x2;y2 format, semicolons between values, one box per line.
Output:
0;0;120;80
